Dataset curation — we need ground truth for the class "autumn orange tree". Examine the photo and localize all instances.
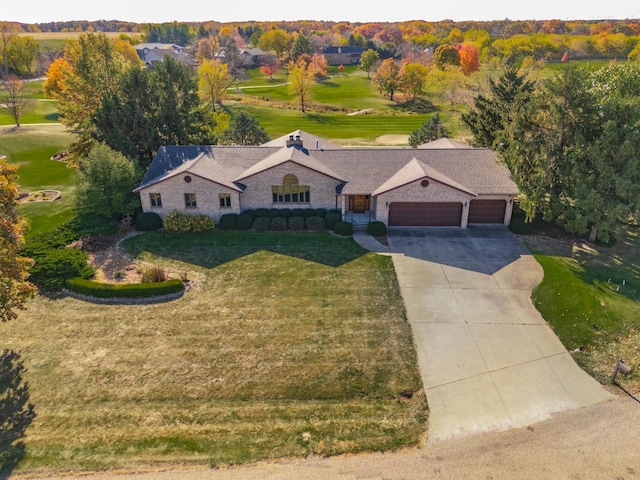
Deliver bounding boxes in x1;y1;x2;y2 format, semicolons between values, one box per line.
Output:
372;58;401;100
458;43;480;75
0;159;36;322
287;54;318;112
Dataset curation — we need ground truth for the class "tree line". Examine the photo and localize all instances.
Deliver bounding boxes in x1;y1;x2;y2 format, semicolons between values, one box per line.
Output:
4;17;640;79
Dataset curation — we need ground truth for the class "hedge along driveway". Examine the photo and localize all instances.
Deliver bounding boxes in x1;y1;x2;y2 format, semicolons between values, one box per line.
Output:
2;230;426;474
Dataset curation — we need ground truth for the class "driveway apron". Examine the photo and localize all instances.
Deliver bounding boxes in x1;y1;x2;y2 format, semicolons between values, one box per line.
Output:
387;226;614;443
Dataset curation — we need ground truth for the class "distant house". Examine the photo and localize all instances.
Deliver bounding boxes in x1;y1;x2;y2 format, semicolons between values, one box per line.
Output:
135;43;196;69
134;130;519;228
239;48;270;67
322;46;364;66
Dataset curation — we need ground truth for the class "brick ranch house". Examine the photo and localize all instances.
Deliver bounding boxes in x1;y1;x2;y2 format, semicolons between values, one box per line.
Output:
134;130;520;228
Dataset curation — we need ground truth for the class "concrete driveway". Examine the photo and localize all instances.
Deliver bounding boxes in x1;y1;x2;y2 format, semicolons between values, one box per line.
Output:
386;226;614;443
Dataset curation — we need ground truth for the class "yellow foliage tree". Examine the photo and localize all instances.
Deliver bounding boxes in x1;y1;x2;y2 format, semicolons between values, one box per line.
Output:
198;58;234;112
0;159;36;322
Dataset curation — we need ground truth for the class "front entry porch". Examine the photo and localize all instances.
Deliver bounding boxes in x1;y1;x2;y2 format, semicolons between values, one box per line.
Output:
344;195;374;229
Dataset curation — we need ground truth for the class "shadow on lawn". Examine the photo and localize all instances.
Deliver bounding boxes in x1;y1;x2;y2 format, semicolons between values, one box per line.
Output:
121;230;368;269
0;350;36;479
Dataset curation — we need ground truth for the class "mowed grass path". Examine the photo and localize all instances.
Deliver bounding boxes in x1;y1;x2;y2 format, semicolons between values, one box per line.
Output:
3;231;426;474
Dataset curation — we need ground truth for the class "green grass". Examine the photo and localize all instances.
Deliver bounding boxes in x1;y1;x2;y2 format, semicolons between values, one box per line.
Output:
0;125;77;238
223;103;430;143
2;231;427;474
0;99;60;125
524;226;640;391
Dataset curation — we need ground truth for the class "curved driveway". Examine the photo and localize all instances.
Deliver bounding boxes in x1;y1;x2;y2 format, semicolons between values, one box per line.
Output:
386;226;614;443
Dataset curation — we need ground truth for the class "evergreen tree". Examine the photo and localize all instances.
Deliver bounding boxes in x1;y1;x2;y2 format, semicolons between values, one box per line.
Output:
223;112;270;145
408;114;448;147
290;34;313;62
93;57;216;169
461;65;534;149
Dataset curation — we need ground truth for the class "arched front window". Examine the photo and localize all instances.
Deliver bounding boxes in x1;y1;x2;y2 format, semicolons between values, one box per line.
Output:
272;174;310;203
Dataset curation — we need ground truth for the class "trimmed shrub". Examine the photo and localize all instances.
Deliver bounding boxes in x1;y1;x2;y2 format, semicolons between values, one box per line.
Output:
28;248;95;291
367;221;387;236
268;208;281;218
163;210;214;233
255;208;270;218
252;216;271;231
305;216;326;231
288;216;305;231
65;277;184;299
314;208;328;218
242;209;256;219
237;213;253;230
334;221;353;236
325;211;342;229
303;208;316;218
217;213;238;230
279;208;292;218
135;212;163;231
271;217;288;231
291;208;305;218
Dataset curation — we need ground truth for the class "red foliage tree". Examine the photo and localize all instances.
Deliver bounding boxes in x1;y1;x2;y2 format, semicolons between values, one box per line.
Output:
260;56;280;79
457;43;480;75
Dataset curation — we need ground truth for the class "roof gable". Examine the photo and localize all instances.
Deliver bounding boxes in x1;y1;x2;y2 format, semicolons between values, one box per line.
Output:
234;146;344;182
372;158;477;196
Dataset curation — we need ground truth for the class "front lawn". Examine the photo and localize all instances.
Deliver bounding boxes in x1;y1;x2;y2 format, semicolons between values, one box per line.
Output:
1;231;426;475
523;227;640;393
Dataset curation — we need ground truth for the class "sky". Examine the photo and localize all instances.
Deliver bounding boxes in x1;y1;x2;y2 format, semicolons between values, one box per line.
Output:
2;0;638;24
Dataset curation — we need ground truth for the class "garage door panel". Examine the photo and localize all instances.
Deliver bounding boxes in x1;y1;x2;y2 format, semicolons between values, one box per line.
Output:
468;200;506;224
389;202;462;227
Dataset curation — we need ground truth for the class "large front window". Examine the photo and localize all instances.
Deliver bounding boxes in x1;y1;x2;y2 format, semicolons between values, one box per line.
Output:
272;174;310;203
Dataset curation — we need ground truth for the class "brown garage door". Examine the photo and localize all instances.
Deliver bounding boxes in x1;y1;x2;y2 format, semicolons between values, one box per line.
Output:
389;202;463;226
468;200;506;224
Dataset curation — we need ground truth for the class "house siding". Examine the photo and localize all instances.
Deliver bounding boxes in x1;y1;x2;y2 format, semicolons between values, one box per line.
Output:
139;173;241;220
239;163;340;211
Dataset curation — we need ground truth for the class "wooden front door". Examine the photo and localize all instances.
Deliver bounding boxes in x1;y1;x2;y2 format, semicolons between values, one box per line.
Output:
349;195;370;213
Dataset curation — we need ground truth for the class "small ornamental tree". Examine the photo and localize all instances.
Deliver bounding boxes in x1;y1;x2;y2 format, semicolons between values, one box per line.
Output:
260;55;280;79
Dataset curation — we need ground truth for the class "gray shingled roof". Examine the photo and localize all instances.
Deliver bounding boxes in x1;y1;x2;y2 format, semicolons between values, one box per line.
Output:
136;138;519;197
235;145;344;182
418;138;473;149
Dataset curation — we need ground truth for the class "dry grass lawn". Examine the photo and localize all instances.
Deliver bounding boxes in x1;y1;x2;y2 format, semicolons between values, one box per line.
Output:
1;231;426;476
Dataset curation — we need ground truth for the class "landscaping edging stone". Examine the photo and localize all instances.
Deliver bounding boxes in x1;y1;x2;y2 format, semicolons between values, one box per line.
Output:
61;287;185;305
